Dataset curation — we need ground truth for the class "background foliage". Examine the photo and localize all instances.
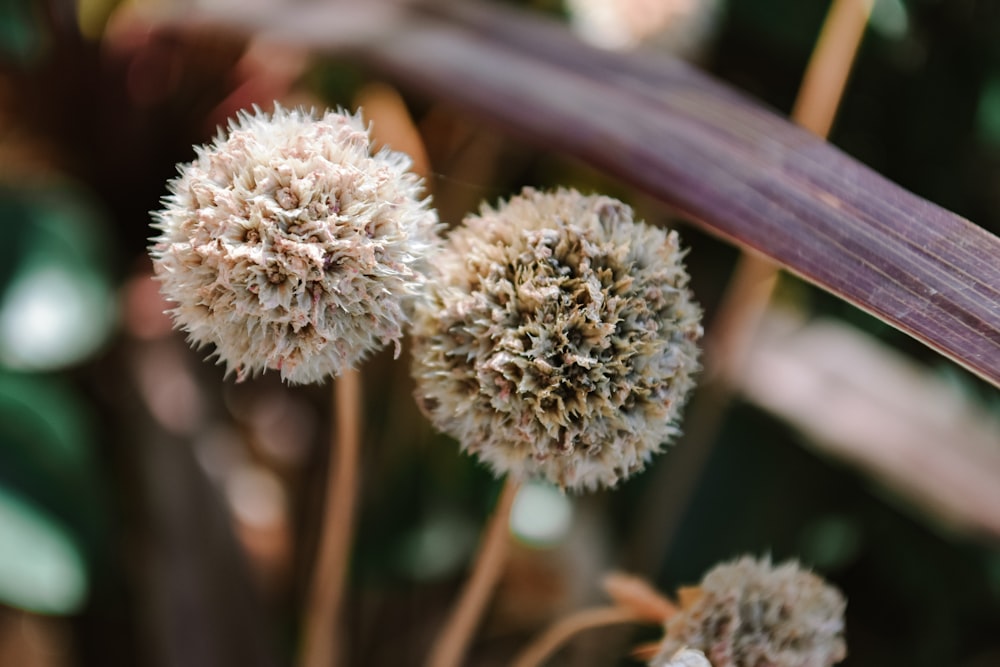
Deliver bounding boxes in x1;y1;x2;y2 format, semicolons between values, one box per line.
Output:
0;0;998;665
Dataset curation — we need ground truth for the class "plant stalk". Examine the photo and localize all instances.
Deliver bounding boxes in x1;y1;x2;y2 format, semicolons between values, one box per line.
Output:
628;0;875;575
511;606;649;667
425;476;521;667
300;368;363;667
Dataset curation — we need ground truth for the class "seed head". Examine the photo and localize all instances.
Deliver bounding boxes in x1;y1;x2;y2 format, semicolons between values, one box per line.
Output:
652;556;847;667
150;104;439;384
410;187;702;491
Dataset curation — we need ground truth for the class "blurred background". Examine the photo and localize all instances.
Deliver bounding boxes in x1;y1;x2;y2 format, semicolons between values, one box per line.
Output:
1;0;999;665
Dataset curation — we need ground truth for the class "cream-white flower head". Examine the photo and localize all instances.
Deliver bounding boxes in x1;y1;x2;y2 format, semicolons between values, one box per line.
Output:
150;104;440;384
410;187;702;491
652;556;847;667
657;649;711;667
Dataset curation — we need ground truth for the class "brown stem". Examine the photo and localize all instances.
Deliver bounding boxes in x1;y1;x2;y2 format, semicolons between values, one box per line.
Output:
628;0;874;575
713;0;875;382
792;0;875;137
425;476;521;667
706;0;876;381
511;606;649;667
601;571;678;623
300;368;363;667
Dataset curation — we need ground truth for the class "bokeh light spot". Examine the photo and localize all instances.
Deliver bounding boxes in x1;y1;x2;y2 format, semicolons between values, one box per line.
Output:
397;511;478;580
0;265;114;370
510;481;574;548
870;0;909;39
797;514;863;572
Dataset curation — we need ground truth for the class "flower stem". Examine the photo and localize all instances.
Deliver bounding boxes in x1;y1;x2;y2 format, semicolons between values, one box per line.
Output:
710;0;874;385
627;0;875;575
792;0;875;138
425;476;521;667
711;0;875;376
601;571;678;623
300;368;362;667
510;605;648;667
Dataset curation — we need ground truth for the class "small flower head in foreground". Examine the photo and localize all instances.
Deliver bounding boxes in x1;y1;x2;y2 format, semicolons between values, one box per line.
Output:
410;187;702;491
651;555;847;667
658;649;711;667
150;104;439;384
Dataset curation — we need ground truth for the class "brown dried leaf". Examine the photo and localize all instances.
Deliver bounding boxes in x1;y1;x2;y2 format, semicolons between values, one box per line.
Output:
163;0;1000;387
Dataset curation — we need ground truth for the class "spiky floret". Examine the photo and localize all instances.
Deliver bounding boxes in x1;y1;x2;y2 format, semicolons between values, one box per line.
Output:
410;187;702;491
150;104;440;384
651;556;847;667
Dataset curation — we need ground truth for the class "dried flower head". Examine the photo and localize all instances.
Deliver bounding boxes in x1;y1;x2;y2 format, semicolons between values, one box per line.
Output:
658;649;712;667
150;104;439;384
410;187;701;491
651;556;847;667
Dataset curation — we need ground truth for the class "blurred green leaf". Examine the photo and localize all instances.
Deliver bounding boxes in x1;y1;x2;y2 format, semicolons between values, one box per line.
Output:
0;0;45;63
977;74;1000;148
0;371;106;562
0;193;32;290
0;484;89;614
0;368;108;615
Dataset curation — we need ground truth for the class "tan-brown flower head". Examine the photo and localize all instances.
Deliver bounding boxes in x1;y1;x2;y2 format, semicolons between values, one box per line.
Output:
652;556;847;667
410;187;702;491
150;104;439;384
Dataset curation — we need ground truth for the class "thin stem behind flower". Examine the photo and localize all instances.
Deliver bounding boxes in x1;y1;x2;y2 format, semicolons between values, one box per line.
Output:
710;0;875;383
512;572;676;667
425;476;521;667
511;605;649;667
792;0;875;138
628;0;875;575
300;368;363;667
711;0;875;387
